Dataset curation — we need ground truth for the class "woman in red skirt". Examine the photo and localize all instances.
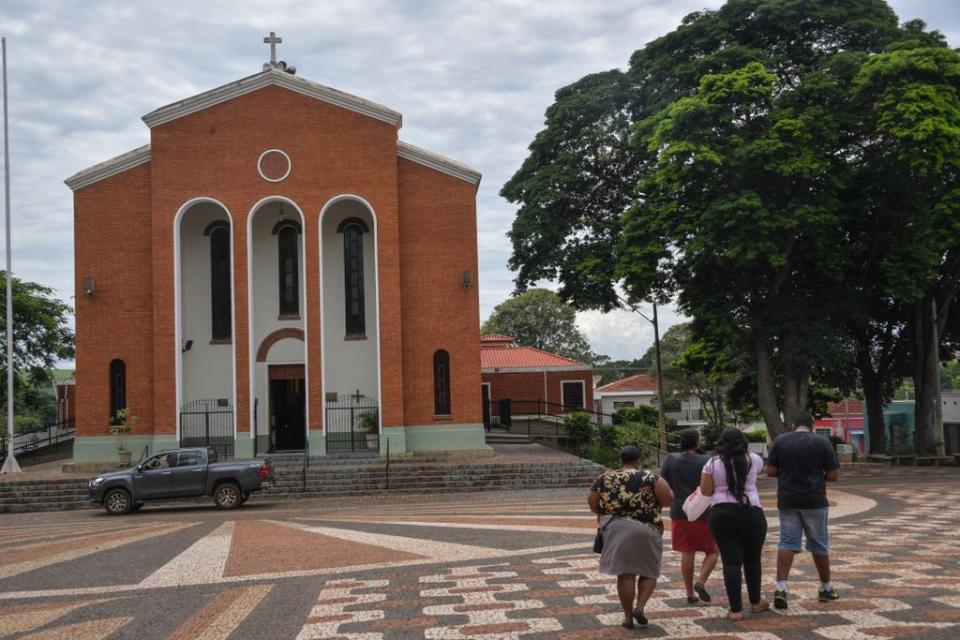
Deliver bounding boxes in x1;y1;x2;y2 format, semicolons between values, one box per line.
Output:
661;430;719;603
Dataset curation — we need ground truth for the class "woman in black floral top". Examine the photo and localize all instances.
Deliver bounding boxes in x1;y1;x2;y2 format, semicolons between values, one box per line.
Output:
588;446;674;629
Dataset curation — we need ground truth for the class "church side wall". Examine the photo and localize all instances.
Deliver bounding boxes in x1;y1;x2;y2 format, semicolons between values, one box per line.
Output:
73;163;157;460
398;158;484;452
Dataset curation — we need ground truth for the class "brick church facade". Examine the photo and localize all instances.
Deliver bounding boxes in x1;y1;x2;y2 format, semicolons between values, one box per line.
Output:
66;56;485;462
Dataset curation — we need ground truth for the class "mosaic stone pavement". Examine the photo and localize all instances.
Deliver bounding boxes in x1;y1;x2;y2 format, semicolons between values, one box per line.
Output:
0;477;959;639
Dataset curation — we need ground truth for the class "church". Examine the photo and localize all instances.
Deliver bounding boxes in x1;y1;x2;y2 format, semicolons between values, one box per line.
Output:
66;36;486;463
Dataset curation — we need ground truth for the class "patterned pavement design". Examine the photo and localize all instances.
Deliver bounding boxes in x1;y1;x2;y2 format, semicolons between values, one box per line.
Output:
0;476;958;639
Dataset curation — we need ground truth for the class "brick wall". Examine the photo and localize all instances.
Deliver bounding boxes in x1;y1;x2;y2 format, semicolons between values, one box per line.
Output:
482;370;594;413
73;163;154;436
398;158;481;426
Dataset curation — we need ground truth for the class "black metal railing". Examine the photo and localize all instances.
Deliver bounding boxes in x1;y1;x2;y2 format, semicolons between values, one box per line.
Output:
0;418;76;459
325;392;379;453
484;399;617;434
180;399;234;460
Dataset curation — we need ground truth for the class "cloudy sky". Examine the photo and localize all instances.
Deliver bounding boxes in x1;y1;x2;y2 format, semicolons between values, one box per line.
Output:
1;0;956;363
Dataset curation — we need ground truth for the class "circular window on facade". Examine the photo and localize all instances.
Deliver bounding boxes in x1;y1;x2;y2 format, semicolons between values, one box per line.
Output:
258;149;291;182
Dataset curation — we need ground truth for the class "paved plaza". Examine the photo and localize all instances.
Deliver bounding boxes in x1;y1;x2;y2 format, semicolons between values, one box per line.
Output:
0;471;958;639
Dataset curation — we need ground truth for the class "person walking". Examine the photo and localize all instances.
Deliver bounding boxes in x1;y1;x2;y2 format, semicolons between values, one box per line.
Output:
661;429;719;604
588;445;674;629
766;412;840;609
699;428;769;621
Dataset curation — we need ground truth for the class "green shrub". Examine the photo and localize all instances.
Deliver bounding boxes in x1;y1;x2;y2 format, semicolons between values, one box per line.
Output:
563;411;594;452
597;424;619;449
745;429;768;443
14;415;42;432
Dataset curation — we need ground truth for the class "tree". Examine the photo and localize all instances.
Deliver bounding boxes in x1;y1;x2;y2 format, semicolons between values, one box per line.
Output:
502;0;955;440
481;288;599;362
0;272;75;420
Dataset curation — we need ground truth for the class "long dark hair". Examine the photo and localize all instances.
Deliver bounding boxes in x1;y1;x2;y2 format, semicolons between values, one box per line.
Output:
716;428;751;505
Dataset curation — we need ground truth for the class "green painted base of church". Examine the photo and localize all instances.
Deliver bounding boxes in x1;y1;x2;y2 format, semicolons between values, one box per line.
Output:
72;424;489;464
72;435;178;466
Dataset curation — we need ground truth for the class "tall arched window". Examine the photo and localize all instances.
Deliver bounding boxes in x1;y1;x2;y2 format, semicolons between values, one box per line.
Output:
109;359;126;420
342;222;366;337
433;350;451;415
206;222;231;340
275;223;300;317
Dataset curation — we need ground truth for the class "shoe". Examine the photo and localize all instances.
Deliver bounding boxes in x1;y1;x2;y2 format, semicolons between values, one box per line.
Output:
687;595;699;604
751;597;770;613
632;608;648;627
774;590;788;609
694;581;711;603
818;587;839;602
621;619;635;629
726;610;742;621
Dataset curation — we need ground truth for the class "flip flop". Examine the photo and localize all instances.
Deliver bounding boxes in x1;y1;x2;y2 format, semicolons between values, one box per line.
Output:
751;597;770;614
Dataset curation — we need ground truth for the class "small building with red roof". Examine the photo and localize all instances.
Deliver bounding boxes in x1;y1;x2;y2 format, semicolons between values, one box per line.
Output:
594;373;659;416
480;335;593;425
814;398;864;453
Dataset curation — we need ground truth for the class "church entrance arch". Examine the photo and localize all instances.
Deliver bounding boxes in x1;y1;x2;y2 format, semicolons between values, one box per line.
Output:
175;198;236;453
248;197;308;452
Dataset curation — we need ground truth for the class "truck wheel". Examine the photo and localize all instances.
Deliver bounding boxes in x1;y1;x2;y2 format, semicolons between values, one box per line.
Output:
214;482;241;509
103;488;132;515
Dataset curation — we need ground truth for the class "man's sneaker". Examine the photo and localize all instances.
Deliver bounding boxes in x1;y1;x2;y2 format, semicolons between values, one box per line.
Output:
818;587;840;602
774;590;788;609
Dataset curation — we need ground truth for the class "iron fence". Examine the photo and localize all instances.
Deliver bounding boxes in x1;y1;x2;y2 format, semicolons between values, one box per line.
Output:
179;399;234;460
0;418;75;459
325;392;379;453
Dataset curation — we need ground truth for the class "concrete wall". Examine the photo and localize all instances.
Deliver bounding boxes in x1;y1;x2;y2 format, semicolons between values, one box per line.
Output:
321;199;378;402
250;202;306;436
178;201;234;408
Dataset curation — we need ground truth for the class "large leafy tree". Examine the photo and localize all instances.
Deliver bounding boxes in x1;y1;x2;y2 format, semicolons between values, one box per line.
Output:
481;288;599;363
503;0;956;440
0;272;75;419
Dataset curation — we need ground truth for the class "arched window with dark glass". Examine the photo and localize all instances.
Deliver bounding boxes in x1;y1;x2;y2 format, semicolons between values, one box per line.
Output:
434;350;451;415
205;221;231;340
338;218;369;338
109;359;126;420
274;222;301;317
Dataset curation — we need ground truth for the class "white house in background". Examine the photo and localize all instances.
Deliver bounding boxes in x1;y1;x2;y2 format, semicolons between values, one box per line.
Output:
594;373;657;415
594;372;707;428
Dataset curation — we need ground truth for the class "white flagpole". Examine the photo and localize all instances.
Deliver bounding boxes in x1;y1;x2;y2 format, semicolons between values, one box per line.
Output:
1;36;20;474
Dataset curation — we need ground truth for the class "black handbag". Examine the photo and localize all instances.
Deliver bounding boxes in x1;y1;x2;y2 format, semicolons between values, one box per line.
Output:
593;516;615;554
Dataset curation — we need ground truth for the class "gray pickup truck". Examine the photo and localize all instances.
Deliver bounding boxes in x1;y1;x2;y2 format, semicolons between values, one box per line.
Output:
88;448;272;515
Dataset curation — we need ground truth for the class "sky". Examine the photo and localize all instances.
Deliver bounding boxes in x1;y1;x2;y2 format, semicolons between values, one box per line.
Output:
0;0;956;364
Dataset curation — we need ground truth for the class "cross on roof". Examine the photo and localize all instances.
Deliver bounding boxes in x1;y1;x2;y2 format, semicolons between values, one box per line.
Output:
263;32;282;65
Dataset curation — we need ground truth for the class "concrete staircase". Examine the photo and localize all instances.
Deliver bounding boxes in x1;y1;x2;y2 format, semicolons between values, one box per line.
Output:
0;478;91;513
262;455;603;499
0;453;606;513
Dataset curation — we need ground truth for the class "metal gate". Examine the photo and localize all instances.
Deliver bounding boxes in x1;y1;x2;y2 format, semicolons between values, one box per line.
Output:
180;399;234;459
325;392;379;453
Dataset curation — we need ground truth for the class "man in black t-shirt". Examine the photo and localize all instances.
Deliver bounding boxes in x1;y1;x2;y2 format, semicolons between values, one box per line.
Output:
766;412;840;609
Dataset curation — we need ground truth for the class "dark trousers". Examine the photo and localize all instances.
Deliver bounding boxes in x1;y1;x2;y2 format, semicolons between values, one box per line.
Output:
708;504;767;612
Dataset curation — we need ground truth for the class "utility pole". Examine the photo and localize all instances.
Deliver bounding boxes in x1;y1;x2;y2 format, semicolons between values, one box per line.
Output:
1;36;19;474
652;302;667;453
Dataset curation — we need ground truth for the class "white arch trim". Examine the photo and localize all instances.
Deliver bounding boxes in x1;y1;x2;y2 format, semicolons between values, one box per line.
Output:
247;196;310;444
173;196;238;444
318;193;383;435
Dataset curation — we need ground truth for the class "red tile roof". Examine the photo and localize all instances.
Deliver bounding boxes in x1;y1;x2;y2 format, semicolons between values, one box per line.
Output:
826;399;863;415
595;373;658;393
480;335;587;369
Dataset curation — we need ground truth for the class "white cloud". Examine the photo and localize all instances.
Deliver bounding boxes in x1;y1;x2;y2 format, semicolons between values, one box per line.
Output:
0;0;954;366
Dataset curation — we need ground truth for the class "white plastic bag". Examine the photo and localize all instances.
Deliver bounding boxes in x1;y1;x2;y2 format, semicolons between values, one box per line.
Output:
682;487;712;520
